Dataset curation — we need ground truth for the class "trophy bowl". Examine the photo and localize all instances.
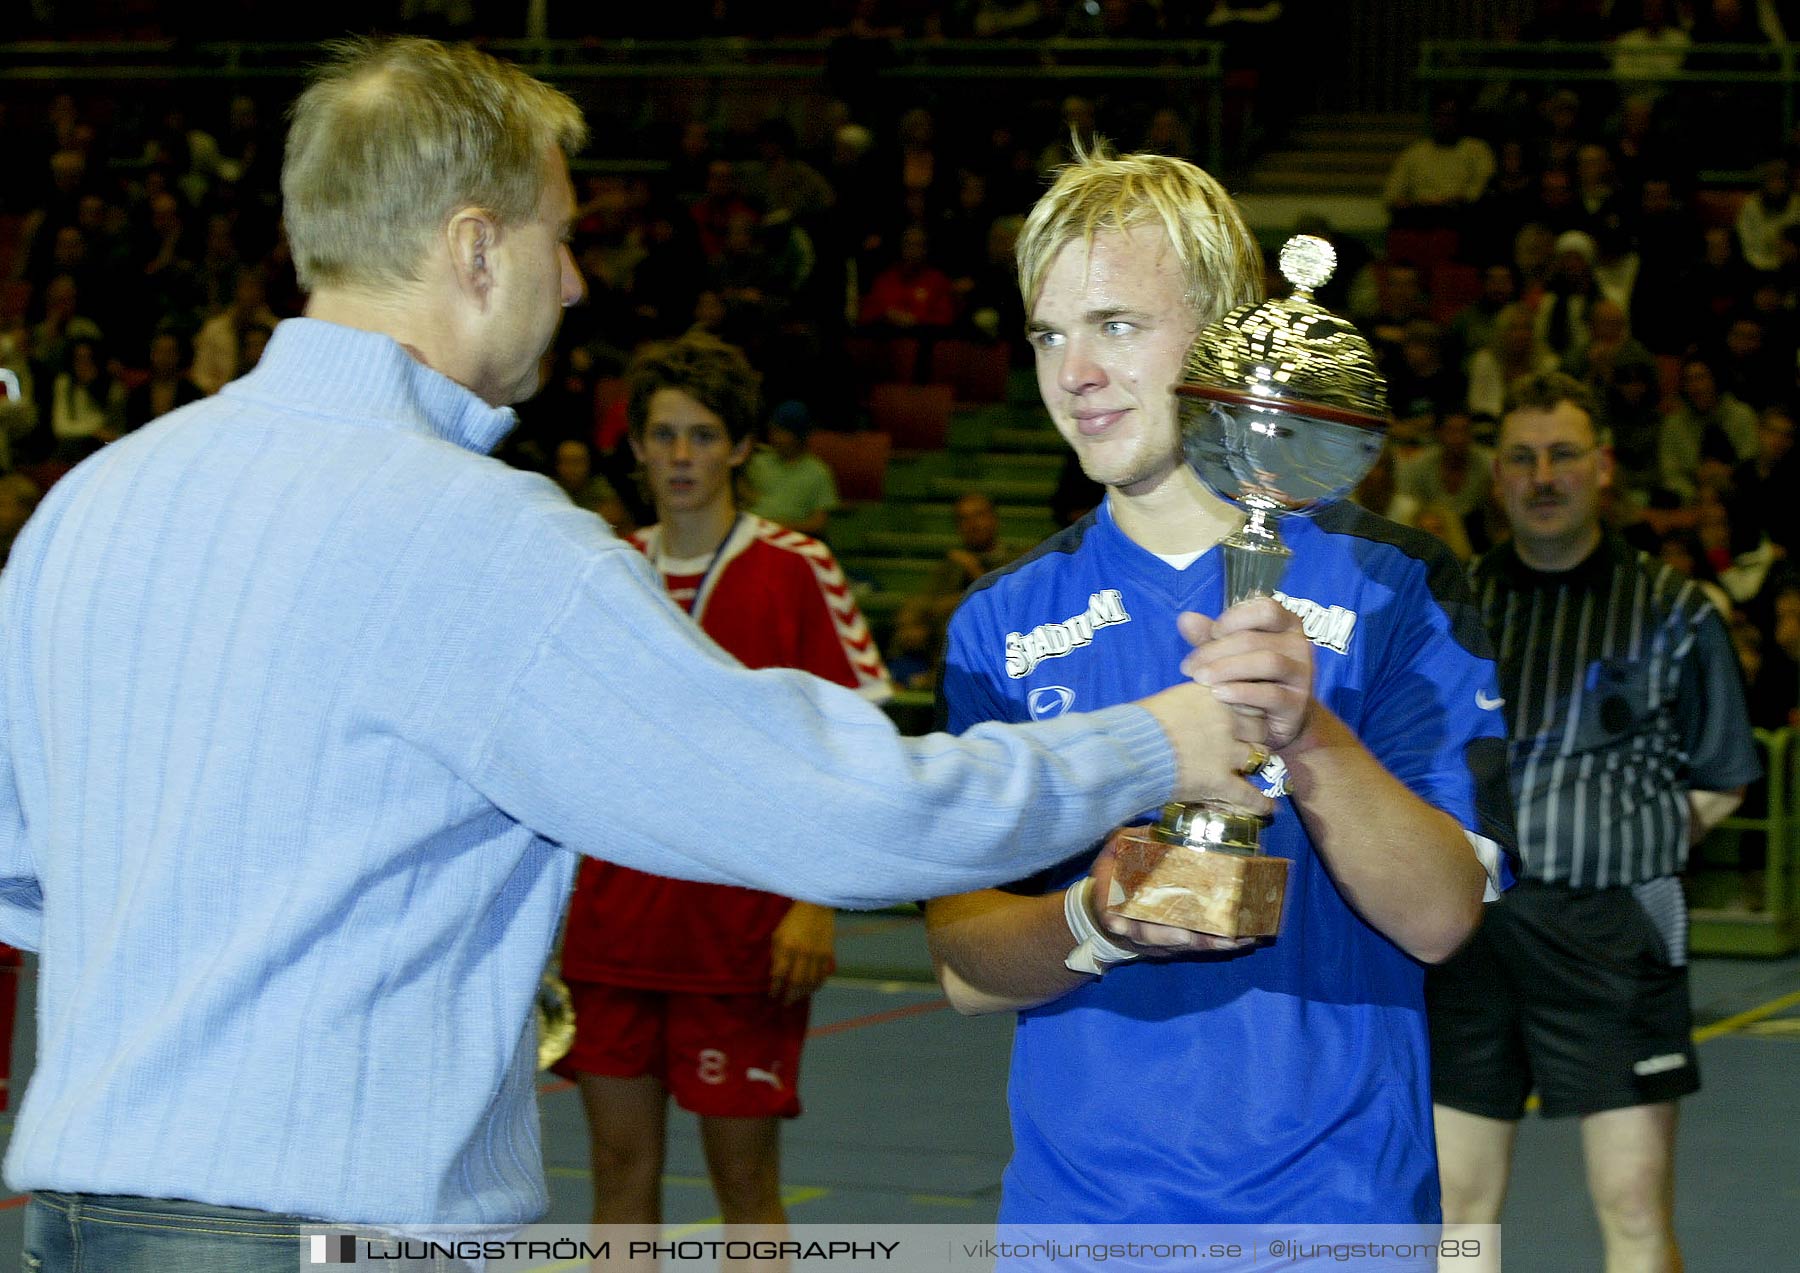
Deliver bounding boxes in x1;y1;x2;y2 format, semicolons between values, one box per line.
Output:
1106;235;1390;938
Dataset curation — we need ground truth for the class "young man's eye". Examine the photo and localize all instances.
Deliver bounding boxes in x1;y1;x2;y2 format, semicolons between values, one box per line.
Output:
1029;330;1063;350
1102;320;1135;336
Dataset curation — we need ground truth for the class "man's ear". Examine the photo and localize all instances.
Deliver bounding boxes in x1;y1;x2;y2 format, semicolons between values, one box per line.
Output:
729;435;753;467
447;207;498;305
628;433;646;465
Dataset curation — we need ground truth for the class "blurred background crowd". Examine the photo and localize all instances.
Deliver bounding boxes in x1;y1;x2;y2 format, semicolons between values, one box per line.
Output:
2;0;1799;742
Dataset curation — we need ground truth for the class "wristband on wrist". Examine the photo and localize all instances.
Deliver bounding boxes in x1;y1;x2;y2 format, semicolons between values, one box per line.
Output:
1063;876;1141;975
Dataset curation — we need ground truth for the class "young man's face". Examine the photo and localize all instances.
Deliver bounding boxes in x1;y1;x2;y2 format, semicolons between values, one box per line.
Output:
1027;224;1199;496
1495;400;1613;560
631;388;750;519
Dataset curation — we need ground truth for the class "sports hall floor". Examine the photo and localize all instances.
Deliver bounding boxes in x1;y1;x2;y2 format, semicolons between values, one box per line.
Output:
0;912;1794;1271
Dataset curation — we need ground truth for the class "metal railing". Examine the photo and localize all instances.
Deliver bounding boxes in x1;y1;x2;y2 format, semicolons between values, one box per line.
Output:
1418;40;1799;174
0;37;1229;172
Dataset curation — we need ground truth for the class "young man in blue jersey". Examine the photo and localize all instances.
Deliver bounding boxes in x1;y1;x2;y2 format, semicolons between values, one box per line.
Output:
924;145;1518;1225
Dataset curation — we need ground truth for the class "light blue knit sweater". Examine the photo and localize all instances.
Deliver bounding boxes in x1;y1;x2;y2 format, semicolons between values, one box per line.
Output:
0;319;1176;1226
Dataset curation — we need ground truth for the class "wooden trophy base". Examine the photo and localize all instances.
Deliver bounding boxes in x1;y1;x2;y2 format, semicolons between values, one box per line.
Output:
1107;826;1289;938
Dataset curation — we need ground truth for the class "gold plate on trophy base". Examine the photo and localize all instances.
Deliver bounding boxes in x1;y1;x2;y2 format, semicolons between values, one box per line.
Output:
1107;828;1289;938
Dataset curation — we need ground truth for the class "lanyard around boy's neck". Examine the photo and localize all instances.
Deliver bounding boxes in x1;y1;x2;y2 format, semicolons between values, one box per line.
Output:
658;513;742;618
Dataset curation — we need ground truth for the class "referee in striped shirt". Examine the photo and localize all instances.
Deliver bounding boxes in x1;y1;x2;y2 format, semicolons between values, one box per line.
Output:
1426;371;1760;1272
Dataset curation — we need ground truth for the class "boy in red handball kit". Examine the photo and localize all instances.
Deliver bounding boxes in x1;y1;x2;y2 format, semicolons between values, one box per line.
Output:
558;334;890;1229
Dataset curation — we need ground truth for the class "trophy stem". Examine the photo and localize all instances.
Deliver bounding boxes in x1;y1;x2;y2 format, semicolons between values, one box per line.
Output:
1221;505;1292;606
1128;503;1291;935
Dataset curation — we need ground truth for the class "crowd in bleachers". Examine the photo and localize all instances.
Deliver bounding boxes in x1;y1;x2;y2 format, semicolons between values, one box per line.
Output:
1354;3;1800;733
0;2;1255;544
2;2;1798;732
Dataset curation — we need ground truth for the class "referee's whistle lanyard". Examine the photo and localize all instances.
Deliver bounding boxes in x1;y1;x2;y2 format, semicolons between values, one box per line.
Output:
657;513;742;620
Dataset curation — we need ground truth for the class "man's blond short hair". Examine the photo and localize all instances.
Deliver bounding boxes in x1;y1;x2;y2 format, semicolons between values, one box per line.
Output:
282;37;588;291
1015;140;1263;325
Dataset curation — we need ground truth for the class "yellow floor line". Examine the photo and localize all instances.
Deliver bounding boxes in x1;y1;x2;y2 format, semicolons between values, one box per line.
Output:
662;1186;829;1240
1692;986;1800;1043
909;1194;977;1208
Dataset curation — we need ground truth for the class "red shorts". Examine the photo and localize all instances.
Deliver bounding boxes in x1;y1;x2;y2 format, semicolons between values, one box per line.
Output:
557;981;809;1119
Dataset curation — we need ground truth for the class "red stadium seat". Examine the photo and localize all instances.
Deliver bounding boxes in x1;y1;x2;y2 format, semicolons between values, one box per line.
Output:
868;382;952;451
807;429;891;502
928;339;1009;404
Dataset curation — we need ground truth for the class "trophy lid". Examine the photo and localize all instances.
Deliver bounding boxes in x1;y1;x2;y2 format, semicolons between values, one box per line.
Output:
1176;235;1390;431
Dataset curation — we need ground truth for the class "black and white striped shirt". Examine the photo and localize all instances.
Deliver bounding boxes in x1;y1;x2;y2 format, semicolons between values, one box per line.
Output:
1472;533;1761;889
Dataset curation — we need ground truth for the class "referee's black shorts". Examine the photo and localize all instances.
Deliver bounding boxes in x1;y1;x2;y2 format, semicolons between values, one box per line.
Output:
1425;880;1699;1120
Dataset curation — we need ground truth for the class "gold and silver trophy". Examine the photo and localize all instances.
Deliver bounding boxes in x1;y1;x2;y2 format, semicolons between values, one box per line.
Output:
1108;235;1391;938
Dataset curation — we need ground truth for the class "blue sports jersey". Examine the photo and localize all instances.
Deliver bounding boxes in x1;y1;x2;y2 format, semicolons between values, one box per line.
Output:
940;498;1517;1224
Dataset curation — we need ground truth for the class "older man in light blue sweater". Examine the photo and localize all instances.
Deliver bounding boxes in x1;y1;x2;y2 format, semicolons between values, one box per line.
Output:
0;38;1305;1271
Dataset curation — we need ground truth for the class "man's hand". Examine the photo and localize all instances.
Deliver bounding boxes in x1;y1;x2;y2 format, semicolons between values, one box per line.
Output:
769;901;836;1005
1087;829;1256;956
1179;599;1316;750
1138;679;1272;815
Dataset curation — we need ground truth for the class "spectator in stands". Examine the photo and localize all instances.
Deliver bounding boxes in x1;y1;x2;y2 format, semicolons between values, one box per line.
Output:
1660;356;1760;501
1732;403;1800;558
1533;89;1586;177
122;329;203;432
747;399;838;536
960;213;1027;346
132;191;202;344
1398;410;1494;532
1608;94;1679;199
629;203;708;341
1713;315;1786;408
1690;226;1759;334
239;322;273;375
1736;158;1800;272
192;266;278;395
1473;139;1539;261
1564;297;1654;384
859;224;956;332
28;276;102;412
1383;95;1495;234
0;317;37;470
1628;176;1699;354
552;437;631;534
920;490;1021;609
1469;302;1560;420
0;472;41;569
888;106;947;229
48;337;123;446
196;212;246;315
1656;528;1735;614
1361;261;1432;371
1697;488;1781;605
1351;443;1418;523
1449;263;1518;369
1414;501;1475;562
1600;356;1666;499
1387;321;1468;447
1611;0;1690;98
1511;221;1558;305
753;118;835;231
1573;143;1625;241
1141;107;1194;161
884;595;944;691
1531;167;1586;237
690;160;757;265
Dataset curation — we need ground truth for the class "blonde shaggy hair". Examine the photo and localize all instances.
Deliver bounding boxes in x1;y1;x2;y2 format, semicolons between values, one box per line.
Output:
1015;140;1263;327
282;37;588;292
